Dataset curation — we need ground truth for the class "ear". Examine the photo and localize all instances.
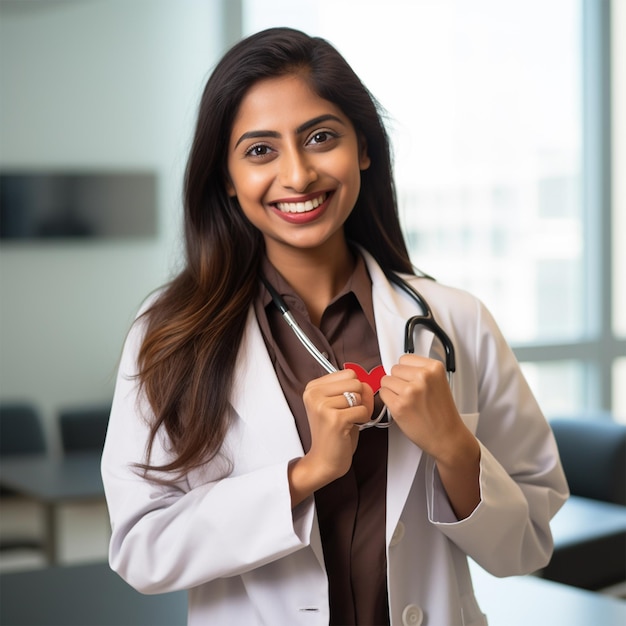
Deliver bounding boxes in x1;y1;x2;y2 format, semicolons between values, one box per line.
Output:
358;135;371;171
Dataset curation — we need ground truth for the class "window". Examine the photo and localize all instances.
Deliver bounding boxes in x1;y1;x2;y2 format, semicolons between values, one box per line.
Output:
237;0;625;420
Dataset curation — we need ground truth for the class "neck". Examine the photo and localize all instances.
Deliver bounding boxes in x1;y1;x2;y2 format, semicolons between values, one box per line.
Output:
267;238;355;326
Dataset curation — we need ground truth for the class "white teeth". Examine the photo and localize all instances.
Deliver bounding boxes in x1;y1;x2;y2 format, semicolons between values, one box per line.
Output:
276;193;326;214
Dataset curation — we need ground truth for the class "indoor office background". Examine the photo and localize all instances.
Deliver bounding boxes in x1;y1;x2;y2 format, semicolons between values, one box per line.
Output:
0;0;624;624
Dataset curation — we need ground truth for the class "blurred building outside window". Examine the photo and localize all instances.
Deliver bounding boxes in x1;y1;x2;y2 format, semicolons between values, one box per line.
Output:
241;0;625;421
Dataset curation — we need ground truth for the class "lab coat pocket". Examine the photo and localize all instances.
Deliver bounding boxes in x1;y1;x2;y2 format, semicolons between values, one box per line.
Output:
460;412;480;435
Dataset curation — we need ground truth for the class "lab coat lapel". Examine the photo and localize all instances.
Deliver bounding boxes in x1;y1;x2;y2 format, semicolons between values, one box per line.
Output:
230;307;303;460
231;257;439;557
230;307;326;570
363;251;436;545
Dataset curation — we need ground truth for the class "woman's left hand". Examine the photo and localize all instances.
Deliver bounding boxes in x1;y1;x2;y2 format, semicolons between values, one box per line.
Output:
379;354;481;519
379;354;464;458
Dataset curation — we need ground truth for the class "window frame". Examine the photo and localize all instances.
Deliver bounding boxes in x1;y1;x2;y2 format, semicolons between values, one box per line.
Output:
514;0;624;415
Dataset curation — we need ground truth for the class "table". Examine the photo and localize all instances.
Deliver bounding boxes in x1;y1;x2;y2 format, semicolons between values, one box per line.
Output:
470;561;626;625
0;560;624;626
0;561;186;626
0;452;104;564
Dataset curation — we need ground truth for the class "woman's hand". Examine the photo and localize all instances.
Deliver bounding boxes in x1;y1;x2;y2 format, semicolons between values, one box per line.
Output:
379;355;462;457
288;369;374;507
380;355;481;519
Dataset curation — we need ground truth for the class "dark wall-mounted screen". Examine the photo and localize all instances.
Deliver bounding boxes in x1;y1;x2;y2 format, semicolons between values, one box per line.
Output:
0;171;158;240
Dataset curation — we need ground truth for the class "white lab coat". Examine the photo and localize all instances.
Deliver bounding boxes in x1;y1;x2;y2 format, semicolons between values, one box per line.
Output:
102;250;568;626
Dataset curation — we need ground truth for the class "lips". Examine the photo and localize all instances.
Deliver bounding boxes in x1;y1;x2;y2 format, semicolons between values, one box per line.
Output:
274;192;328;214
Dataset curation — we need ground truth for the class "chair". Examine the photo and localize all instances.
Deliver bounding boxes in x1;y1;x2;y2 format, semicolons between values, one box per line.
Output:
550;414;625;505
0;403;47;552
58;405;110;454
541;414;626;590
0;404;46;458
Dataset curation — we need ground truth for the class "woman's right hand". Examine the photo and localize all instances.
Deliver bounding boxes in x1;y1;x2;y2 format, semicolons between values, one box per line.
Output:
288;369;374;507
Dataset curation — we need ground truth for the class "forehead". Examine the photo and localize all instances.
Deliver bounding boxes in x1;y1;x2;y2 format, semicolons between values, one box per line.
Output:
231;74;349;137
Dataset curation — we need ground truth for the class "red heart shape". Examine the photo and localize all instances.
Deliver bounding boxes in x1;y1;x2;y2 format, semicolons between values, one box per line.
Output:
343;363;387;394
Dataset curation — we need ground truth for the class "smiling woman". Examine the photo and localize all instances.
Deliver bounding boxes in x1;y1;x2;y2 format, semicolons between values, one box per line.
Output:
101;27;568;626
226;74;370;271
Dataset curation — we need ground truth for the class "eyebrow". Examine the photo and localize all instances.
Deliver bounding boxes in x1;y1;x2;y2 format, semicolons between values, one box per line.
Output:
234;114;346;148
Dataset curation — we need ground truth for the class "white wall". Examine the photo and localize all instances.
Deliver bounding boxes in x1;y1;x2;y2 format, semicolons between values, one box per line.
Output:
0;0;224;451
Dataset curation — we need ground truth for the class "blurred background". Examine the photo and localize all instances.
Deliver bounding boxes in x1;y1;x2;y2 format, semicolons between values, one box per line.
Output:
0;0;624;623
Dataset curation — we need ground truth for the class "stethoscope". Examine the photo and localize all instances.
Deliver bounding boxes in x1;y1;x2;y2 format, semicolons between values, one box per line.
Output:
261;271;455;429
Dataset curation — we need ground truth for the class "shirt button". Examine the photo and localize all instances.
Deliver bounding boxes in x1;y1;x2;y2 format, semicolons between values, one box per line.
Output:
402;604;423;626
390;521;405;546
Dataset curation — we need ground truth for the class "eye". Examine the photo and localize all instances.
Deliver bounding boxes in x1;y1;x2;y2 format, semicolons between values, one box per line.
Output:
311;131;329;144
244;143;274;159
308;130;336;146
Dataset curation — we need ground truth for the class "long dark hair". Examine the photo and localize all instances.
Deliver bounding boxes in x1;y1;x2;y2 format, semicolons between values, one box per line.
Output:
136;27;413;476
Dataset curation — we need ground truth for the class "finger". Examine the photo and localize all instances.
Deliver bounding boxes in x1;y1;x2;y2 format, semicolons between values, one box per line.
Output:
305;368;357;390
304;383;363;413
307;377;364;402
359;382;375;416
388;365;416;384
310;393;369;428
346;405;374;426
333;390;377;423
396;355;447;378
380;371;417;396
397;354;430;367
337;391;362;410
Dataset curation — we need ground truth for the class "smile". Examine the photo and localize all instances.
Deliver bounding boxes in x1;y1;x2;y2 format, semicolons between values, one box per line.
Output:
274;193;328;214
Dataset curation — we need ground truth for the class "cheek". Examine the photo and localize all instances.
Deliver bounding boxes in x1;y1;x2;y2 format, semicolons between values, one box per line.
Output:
228;167;271;203
337;158;364;203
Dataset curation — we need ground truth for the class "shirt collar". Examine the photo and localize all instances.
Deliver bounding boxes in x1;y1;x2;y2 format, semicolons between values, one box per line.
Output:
259;250;377;330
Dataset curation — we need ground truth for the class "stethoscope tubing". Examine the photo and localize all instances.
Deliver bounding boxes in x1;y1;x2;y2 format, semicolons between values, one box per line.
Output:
384;270;456;374
282;310;337;375
261;272;455;428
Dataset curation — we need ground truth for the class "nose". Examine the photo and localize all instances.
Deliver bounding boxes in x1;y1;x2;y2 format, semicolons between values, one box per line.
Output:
278;148;318;192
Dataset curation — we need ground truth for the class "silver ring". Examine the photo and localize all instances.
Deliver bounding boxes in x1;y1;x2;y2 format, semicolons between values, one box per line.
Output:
343;391;357;408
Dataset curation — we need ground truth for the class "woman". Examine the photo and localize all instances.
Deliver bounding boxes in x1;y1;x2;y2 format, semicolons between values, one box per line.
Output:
102;27;568;626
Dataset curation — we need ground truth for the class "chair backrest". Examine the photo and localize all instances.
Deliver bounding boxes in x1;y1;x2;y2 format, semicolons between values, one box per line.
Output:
0;404;46;456
59;406;110;453
550;415;626;505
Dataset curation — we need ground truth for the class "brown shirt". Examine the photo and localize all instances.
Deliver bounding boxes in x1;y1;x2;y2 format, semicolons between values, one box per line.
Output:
254;254;390;626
